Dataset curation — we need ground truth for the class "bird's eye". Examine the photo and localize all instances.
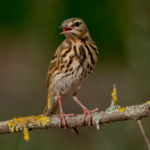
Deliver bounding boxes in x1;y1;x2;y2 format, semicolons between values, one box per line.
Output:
75;22;80;27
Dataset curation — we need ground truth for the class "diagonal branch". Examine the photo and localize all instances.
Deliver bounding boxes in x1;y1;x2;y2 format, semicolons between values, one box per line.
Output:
0;101;150;134
137;120;150;150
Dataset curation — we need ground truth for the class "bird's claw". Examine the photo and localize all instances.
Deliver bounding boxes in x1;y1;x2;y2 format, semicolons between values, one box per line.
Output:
59;112;74;130
82;108;99;126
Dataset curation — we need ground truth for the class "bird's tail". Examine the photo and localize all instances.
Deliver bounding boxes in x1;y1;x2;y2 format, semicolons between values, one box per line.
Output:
43;103;48;115
43;96;59;116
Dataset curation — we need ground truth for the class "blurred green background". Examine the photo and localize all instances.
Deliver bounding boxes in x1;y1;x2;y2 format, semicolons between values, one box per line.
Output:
0;0;150;149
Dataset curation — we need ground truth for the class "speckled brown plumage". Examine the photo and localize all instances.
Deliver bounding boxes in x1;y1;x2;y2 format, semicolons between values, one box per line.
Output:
43;18;99;130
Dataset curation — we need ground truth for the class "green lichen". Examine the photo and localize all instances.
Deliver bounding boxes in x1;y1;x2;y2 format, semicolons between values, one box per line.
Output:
123;104;145;117
92;113;102;130
51;117;59;125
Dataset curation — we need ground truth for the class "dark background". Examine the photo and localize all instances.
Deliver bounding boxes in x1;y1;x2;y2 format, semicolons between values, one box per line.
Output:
0;0;150;149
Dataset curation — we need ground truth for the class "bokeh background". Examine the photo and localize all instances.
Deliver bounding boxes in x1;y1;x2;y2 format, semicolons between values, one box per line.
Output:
0;0;150;149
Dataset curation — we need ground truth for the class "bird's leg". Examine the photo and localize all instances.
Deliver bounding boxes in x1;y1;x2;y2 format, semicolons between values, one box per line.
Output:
73;96;99;126
58;96;74;130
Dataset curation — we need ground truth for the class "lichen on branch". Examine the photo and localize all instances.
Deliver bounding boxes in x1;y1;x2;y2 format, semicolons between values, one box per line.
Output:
0;85;150;142
7;115;50;141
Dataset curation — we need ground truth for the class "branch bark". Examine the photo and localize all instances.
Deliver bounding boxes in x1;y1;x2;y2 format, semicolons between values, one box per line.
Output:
0;101;150;135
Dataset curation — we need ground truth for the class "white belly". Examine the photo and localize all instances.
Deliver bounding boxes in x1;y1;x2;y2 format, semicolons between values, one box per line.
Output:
50;67;92;98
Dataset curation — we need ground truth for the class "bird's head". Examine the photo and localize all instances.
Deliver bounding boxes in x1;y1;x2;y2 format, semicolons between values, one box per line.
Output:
59;18;89;39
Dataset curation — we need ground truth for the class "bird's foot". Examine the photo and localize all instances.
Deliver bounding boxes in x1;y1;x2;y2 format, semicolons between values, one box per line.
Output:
82;108;99;126
59;112;74;130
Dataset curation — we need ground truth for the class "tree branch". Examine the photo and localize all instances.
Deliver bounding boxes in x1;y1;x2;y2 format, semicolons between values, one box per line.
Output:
0;84;150;142
137;120;150;150
0;101;150;134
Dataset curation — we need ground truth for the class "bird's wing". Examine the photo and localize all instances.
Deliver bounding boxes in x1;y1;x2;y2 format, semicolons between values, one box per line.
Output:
46;40;69;88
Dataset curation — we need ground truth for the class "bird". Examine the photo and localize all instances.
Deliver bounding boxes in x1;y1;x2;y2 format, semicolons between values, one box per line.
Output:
43;18;99;130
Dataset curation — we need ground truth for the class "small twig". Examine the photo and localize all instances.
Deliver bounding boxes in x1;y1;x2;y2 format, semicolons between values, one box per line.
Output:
137;120;150;150
70;127;79;135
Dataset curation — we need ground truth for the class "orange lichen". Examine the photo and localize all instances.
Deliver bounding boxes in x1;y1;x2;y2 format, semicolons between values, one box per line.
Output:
146;101;150;105
111;86;117;105
24;128;29;142
118;106;128;113
38;115;50;126
7;120;15;132
7;115;50;141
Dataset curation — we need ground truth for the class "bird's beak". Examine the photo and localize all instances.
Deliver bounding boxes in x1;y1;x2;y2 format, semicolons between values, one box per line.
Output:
59;24;73;34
